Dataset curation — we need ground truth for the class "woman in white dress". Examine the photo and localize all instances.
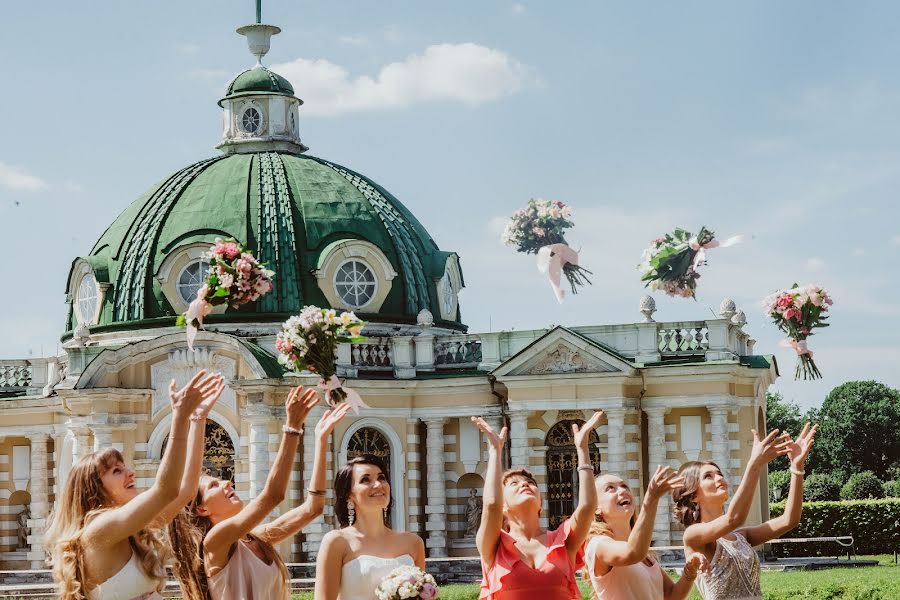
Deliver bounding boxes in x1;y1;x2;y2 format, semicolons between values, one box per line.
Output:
672;424;816;600
44;370;225;600
315;454;426;600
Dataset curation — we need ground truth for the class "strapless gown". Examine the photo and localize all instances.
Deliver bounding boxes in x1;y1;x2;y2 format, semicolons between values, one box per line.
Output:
87;552;164;600
339;553;415;600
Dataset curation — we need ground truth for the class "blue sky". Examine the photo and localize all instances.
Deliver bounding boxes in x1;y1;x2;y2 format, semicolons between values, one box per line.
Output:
2;1;898;409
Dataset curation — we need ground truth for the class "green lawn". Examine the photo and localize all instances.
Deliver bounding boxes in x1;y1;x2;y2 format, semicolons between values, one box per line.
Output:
291;556;900;600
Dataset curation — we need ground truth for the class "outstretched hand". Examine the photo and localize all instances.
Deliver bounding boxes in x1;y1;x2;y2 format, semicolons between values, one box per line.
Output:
683;552;710;579
286;386;320;430
787;422;818;470
169;370;224;415
471;416;507;452
572;411;604;451
315;403;352;441
193;374;226;420
647;465;684;499
749;428;793;466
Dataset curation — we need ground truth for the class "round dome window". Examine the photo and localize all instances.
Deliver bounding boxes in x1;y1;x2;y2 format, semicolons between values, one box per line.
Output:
75;272;99;325
334;260;377;309
241;107;262;134
177;259;210;305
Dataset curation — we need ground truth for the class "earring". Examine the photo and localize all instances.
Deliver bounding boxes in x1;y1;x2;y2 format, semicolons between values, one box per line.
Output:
383;507;388;522
348;502;355;526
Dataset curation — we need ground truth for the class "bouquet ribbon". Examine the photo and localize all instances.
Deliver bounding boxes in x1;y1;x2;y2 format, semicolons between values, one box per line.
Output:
186;284;213;352
689;235;744;269
780;338;813;357
318;374;370;415
536;243;579;303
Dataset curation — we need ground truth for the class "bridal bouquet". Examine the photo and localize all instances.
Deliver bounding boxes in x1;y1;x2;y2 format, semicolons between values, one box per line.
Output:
639;226;741;299
375;565;439;600
763;284;833;380
501;198;592;302
276;306;370;413
177;238;274;350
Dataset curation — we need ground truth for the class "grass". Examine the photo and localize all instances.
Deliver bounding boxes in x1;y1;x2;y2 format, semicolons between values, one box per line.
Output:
290;556;900;600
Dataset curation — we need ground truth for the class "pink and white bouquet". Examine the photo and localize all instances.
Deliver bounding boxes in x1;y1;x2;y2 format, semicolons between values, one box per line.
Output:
763;284;832;380
501;198;592;302
177;238;274;350
639;226;742;299
276;306;370;413
375;565;439;600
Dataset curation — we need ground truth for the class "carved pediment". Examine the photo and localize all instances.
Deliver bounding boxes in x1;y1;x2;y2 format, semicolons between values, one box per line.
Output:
515;343;618;376
151;348;236;416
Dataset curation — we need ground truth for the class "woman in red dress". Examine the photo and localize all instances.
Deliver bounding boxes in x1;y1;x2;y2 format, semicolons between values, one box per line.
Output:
472;411;603;600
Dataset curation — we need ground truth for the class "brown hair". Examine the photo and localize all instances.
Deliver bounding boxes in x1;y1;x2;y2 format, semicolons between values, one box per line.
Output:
672;461;721;527
168;481;289;600
501;468;537;487
333;454;392;528
44;449;171;600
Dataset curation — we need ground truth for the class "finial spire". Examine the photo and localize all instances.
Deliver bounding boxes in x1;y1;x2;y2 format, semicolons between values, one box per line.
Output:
256;0;262;24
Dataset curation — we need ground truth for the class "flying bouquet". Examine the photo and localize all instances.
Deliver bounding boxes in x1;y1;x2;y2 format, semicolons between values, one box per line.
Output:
177;238;274;350
376;565;439;600
501;198;592;302
763;284;832;380
276;306;370;414
638;226;742;299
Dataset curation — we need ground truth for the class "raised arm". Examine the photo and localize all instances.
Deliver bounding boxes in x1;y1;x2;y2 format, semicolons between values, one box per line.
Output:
683;429;791;550
154;374;226;527
567;411;603;555
662;552;708;600
592;465;683;568
254;403;351;545
204;386;319;561
472;416;507;568
83;371;217;547
743;423;817;547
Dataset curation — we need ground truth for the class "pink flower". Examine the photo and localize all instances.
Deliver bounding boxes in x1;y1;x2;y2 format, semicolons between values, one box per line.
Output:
224;242;240;259
420;583;437;600
532;226;545;236
236;259;252;273
783;308;796;320
213;243;227;256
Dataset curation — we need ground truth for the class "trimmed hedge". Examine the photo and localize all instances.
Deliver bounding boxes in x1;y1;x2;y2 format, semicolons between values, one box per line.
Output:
769;498;900;556
804;472;841;501
883;479;900;498
841;470;885;500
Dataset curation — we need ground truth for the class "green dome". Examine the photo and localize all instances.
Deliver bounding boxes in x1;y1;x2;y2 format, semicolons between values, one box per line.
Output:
221;67;297;105
73;152;462;332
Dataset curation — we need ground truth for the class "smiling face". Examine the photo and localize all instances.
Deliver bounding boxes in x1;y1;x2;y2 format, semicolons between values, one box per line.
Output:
595;474;635;522
502;471;541;514
348;463;391;512
695;463;729;505
99;459;138;506
196;475;243;522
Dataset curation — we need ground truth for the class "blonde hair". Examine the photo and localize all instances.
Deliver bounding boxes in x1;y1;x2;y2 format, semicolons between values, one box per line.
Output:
44;448;171;600
672;461;721;527
168;482;289;600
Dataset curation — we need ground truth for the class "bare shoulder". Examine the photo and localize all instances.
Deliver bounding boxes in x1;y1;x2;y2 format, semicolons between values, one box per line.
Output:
397;531;424;548
320;529;352;556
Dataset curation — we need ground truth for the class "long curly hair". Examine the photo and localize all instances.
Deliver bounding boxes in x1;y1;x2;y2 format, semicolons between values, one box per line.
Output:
43;448;171;600
168;482;289;600
672;461;721;527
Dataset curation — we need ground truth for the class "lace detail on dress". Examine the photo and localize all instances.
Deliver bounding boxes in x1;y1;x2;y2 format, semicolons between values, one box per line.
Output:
695;531;762;600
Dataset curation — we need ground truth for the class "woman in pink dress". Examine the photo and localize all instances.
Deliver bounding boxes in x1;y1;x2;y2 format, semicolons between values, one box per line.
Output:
473;411;603;600
584;466;707;599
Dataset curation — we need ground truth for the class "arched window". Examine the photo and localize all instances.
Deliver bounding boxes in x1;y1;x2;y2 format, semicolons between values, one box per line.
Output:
545;420;601;529
163;420;235;482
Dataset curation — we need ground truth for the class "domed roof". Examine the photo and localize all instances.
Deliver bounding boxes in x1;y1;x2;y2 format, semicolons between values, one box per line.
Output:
221;67;296;105
73;152;462;331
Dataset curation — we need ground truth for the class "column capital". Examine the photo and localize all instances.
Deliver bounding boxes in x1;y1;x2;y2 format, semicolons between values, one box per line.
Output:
643;406;670;418
423;416;448;428
241;403;273;421
708;406;730;417
28;433;51;444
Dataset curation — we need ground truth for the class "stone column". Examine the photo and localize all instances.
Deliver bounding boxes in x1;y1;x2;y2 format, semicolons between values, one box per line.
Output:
424;417;448;557
91;426;113;451
27;433;50;569
709;407;731;482
509;411;529;468
605;408;627;475
243;404;272;499
72;427;91;461
644;407;671;545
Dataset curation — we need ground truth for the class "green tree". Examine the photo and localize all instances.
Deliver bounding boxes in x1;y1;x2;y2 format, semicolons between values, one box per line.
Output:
804;472;841;501
811;381;900;479
840;471;884;500
765;391;803;471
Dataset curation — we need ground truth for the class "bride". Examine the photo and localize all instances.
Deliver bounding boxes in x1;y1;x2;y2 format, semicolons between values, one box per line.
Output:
315;454;426;600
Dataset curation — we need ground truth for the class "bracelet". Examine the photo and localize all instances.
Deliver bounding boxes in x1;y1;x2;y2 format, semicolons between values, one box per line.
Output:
283;425;303;436
307;489;327;497
790;467;805;477
577;464;595;473
189;414;206;422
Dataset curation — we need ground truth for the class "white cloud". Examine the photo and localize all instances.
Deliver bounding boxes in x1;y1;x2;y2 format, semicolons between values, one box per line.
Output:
513;3;527;14
272;43;533;117
0;162;48;191
339;35;367;46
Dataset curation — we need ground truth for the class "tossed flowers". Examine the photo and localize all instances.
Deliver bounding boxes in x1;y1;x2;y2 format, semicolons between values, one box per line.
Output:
276;306;370;414
177;238;274;350
639;226;742;299
501;198;592;302
763;284;832;380
376;565;439;600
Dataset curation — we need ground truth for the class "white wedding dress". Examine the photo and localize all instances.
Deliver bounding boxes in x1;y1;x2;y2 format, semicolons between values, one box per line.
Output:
339;553;415;600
